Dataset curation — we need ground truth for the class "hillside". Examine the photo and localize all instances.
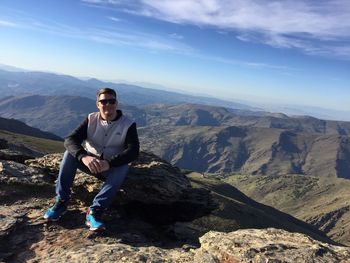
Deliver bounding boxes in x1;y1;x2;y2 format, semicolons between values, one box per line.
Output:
225;174;350;246
2;96;350;137
0;116;61;141
0;95;146;137
143;104;350;135
0;130;64;156
1;96;350;178
139;125;350;178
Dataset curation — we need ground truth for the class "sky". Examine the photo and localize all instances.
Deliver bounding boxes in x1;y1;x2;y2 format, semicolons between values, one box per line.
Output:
0;0;349;112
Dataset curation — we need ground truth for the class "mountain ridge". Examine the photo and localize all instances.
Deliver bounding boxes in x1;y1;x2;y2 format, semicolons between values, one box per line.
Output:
1;66;349;121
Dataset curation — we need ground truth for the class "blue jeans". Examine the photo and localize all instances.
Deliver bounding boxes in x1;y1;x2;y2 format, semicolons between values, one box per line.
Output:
56;151;129;210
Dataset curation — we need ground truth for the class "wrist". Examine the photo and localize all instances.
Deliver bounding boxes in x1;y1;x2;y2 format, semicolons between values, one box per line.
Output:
78;154;87;162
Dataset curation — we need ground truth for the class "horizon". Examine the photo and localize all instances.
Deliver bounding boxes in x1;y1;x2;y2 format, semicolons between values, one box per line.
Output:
1;62;350;122
0;0;349;112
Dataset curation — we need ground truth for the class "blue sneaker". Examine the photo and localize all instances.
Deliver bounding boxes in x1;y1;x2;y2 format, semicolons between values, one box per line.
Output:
44;199;67;221
86;208;106;232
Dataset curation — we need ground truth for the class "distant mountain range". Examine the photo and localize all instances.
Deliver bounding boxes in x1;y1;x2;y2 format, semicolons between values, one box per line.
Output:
1;94;349;178
0;68;254;111
142;104;350;135
1;95;350;137
0;95;145;137
139;124;350;178
2;66;350;121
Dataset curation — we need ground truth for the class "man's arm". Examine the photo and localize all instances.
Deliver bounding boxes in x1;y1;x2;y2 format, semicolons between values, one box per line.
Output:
64;117;88;161
106;123;140;167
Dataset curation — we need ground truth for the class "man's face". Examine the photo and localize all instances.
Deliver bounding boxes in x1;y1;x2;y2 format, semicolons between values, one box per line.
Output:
96;93;117;120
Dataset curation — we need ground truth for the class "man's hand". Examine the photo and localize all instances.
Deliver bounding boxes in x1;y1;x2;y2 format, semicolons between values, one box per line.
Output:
82;156;105;174
97;159;110;173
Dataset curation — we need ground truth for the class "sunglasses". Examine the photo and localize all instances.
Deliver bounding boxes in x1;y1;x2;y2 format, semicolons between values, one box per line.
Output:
99;99;116;105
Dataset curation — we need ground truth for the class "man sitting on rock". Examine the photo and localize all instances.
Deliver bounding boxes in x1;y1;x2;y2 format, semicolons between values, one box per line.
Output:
44;87;139;232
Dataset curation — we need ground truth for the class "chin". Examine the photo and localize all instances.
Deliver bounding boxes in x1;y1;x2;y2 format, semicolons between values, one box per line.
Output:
104;112;114;118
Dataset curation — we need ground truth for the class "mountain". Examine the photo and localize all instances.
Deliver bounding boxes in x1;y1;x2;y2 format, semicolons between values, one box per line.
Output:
0;95;96;137
226;174;350;246
1;96;350;177
143;104;350;135
2;66;350;121
139;125;350;178
0;64;28;72
0;68;255;111
2;95;350;137
0;116;61;141
0;95;146;137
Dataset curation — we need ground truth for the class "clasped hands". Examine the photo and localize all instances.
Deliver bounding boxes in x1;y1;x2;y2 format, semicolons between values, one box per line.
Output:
81;155;110;174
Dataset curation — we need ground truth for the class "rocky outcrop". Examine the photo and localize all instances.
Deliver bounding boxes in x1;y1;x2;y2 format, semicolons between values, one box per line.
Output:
194;228;350;263
24;152;213;225
1;151;350;262
0;160;51;185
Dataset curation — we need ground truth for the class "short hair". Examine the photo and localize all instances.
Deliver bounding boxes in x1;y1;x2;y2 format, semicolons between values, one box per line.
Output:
96;88;117;99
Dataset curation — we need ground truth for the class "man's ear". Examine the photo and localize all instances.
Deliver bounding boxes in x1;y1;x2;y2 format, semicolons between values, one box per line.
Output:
96;100;99;108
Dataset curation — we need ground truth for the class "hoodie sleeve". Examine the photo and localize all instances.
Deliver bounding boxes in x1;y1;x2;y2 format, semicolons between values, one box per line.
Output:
63;117;89;161
106;122;140;167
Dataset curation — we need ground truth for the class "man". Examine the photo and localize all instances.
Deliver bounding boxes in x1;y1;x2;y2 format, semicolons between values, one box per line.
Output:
44;88;139;232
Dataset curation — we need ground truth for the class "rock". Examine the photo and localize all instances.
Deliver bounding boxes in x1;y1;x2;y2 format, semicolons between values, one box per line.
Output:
0;139;8;149
26;152;194;204
0;160;51;185
2;150;350;263
0;206;26;241
0;149;37;163
25;153;62;175
123;151;191;204
194;228;350;263
0;138;42;163
25;152;213;224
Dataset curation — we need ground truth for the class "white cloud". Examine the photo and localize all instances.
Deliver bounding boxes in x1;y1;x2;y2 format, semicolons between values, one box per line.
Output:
2;4;301;72
169;33;184;40
84;0;350;59
107;16;122;22
140;0;350;39
81;0;120;3
0;20;17;27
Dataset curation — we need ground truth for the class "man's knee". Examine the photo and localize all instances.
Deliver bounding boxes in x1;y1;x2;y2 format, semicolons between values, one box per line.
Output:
105;165;129;185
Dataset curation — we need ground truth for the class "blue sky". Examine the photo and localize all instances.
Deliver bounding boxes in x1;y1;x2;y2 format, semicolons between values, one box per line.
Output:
0;0;349;112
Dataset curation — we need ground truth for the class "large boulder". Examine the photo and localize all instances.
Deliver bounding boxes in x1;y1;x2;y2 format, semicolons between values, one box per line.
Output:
24;152;212;224
25;152;192;203
194;228;350;263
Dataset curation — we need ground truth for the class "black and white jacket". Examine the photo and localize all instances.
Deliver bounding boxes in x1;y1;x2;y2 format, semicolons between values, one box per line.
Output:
64;110;139;167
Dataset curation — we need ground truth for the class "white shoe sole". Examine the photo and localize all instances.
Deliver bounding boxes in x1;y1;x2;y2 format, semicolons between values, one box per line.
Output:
85;221;106;232
43;210;67;221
